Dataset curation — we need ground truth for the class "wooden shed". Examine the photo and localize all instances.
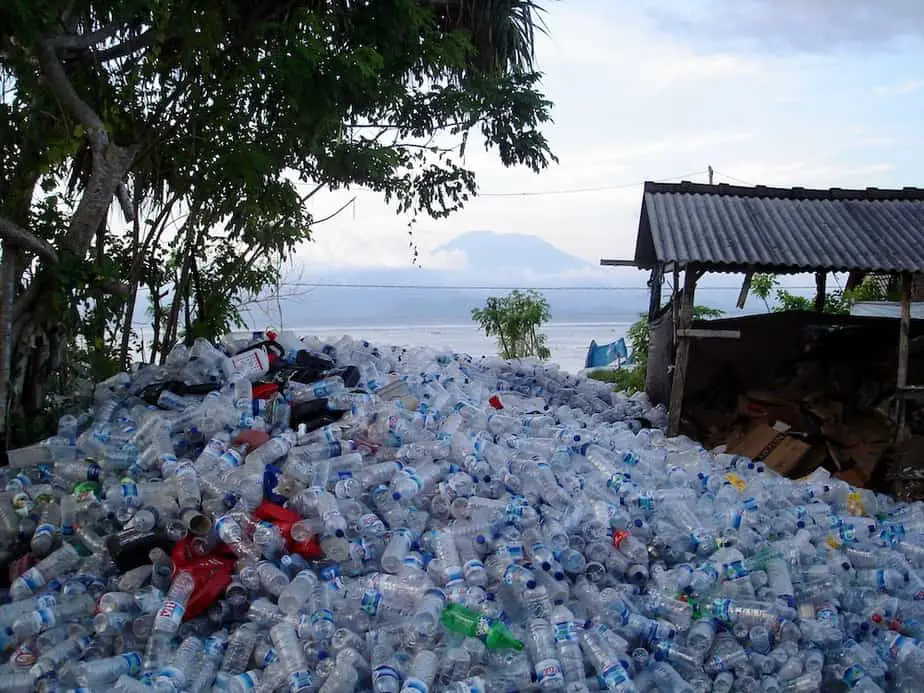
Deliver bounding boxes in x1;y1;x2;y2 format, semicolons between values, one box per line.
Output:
602;181;924;443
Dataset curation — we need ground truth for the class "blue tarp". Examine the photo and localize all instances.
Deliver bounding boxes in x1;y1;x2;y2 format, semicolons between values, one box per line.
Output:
585;337;629;369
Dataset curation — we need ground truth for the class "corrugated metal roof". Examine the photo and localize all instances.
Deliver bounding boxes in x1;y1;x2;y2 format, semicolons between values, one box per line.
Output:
634;181;924;273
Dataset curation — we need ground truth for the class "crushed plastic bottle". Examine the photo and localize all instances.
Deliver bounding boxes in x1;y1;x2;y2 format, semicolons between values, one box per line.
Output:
4;329;924;692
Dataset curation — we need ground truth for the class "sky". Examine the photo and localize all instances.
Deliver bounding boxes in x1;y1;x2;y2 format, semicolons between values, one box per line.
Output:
292;0;924;277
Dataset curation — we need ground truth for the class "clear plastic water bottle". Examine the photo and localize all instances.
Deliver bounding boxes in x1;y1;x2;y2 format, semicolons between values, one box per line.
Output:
270;622;314;693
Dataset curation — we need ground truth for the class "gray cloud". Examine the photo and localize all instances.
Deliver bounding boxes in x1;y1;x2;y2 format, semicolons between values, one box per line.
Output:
646;0;924;52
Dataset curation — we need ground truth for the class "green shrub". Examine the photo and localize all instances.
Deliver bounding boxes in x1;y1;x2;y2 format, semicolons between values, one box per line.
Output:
472;289;552;360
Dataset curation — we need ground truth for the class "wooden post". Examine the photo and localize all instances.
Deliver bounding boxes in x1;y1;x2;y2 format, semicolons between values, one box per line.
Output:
737;271;753;310
648;265;663;321
667;266;698;436
814;271;827;312
897;272;913;442
671;265;680;342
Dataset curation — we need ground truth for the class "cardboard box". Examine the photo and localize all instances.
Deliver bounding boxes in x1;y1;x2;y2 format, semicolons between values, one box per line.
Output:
737;392;806;430
836;468;869;488
726;421;813;476
847;441;889;478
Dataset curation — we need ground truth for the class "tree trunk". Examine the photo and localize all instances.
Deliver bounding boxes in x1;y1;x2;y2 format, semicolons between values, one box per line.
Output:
0;245;21;442
3;141;138;440
119;202;142;369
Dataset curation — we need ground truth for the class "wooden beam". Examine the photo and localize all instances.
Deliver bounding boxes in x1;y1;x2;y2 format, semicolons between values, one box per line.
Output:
647;266;663;321
736;271;753;310
667;267;698;436
599;259;638;267
677;328;741;339
845;271;867;292
897;272;912;442
814;271;827;312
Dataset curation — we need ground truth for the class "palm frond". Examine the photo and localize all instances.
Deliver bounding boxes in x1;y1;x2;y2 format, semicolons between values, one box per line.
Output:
428;0;549;74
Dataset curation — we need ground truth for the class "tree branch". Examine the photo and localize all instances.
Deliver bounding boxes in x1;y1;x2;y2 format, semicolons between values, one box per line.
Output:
0;218;59;264
94;29;156;62
49;23;123;51
313;197;356;225
63;134;140;255
116;182;134;222
36;40;106;133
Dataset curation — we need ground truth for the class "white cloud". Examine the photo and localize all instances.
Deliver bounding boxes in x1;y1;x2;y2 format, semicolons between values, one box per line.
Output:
293;1;914;273
874;79;924;96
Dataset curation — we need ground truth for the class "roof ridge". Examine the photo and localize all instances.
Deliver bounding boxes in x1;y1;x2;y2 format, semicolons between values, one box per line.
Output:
643;180;924;202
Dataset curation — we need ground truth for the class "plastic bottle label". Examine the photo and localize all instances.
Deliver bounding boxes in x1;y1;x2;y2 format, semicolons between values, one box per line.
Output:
35;607;56;630
156;600;185;629
12;640;37;667
504;544;524;561
122;652;142;675
463;559;484;577
711;599;732;623
288;670;313;693
723;561;748;580
19;567;45;593
373;665;399;685
534;658;564;686
233;671;258;690
553;620;578;642
842;664;867;688
35;523;55;538
402;678;429;693
36;594;57;610
599;663;629;686
360;513;385;535
312;608;334;627
361;590;383;616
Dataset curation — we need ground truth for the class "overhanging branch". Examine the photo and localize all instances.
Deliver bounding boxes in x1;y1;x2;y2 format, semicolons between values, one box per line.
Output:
36;40;106;133
94;29;156;62
49;23;123;51
0;218;59;264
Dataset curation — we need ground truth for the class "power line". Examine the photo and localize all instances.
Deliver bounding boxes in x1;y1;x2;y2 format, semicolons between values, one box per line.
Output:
281;281;819;292
711;169;759;186
477;169;708;198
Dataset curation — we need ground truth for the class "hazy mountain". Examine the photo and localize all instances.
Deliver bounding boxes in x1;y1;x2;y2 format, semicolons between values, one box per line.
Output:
238;231;648;327
436;230;590;275
235;231;772;328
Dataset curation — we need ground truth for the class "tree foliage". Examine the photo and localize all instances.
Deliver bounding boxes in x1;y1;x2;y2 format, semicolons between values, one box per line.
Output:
472;289;551;360
0;0;556;447
751;274;892;314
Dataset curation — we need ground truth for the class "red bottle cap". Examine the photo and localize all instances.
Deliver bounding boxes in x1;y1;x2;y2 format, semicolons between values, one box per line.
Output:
488;395;504;410
612;530;630;549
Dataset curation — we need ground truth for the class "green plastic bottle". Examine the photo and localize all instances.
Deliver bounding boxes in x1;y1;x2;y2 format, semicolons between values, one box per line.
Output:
440;602;524;650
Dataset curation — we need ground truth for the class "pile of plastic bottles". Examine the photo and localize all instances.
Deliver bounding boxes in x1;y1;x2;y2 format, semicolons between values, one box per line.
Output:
3;330;924;693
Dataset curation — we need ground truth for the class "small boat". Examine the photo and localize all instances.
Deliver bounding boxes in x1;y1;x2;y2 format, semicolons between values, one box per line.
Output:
584;337;629;370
